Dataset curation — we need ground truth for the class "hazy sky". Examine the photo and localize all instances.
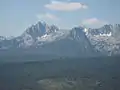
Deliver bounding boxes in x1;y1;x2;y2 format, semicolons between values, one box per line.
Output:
0;0;120;36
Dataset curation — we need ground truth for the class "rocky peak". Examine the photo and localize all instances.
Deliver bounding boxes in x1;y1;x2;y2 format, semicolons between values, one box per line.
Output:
87;24;120;37
22;21;59;40
70;27;86;39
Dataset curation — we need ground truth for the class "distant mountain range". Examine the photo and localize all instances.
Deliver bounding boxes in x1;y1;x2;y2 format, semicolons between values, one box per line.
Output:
0;21;120;57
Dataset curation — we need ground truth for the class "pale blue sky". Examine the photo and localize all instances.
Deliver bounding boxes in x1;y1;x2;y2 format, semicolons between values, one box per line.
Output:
0;0;120;36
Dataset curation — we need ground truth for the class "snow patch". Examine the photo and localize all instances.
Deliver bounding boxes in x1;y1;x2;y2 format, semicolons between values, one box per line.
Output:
37;30;70;42
99;32;112;37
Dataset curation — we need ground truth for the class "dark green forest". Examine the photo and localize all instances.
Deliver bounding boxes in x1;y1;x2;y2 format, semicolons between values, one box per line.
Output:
0;56;120;90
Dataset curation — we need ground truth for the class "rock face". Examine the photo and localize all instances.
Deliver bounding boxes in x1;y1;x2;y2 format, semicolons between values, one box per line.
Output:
86;24;120;56
0;22;120;57
0;22;59;49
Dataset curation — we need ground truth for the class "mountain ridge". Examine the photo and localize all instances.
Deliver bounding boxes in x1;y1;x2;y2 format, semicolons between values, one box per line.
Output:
0;21;120;57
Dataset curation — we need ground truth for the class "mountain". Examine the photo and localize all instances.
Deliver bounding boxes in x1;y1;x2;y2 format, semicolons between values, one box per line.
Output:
33;27;96;57
0;22;120;57
0;22;59;49
86;24;120;56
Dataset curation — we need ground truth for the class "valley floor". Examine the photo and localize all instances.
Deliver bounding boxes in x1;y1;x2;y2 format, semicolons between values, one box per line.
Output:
0;56;120;90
